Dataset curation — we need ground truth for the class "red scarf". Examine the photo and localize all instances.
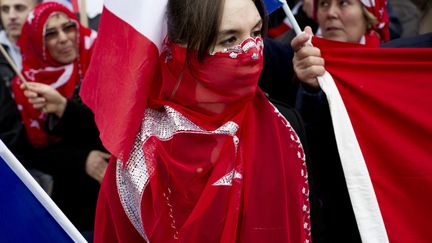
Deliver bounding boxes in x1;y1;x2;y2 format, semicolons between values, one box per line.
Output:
11;2;96;146
359;0;389;42
94;38;311;242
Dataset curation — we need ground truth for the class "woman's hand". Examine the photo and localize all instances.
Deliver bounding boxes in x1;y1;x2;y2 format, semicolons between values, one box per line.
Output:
291;26;325;89
21;82;67;117
85;150;110;184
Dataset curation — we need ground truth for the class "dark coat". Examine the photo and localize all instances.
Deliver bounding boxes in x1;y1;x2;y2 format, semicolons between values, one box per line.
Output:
30;96;104;232
0;47;32;166
259;38;297;107
0;63;102;230
381;32;432;47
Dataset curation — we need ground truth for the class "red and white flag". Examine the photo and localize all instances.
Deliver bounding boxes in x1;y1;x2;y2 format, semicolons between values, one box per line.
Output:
313;37;432;243
80;0;168;160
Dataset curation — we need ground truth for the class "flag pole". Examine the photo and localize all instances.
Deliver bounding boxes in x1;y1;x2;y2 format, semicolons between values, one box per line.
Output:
0;44;28;86
278;0;302;36
0;141;87;242
79;0;89;27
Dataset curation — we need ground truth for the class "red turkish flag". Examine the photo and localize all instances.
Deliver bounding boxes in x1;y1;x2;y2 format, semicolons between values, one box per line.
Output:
313;37;432;243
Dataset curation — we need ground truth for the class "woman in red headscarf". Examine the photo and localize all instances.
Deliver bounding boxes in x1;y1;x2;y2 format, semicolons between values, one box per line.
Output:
11;2;109;233
290;0;390;242
79;0;312;242
12;1;97;146
293;0;389;88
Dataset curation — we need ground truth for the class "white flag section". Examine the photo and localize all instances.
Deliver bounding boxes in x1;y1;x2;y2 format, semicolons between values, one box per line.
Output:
318;72;388;243
86;0;103;18
0;140;86;243
104;0;168;50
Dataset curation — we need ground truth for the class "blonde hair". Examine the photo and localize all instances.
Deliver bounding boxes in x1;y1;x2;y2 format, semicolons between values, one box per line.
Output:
363;6;378;30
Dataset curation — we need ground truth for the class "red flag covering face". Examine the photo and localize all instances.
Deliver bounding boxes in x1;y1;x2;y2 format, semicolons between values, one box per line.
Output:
82;2;311;242
313;37;432;242
11;2;96;146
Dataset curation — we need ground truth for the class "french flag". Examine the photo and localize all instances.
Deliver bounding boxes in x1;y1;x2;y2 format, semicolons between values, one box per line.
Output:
0;140;86;242
313;37;432;243
263;0;283;14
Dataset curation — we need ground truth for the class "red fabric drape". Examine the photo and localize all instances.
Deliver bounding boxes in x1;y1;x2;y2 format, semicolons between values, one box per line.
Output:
313;36;432;242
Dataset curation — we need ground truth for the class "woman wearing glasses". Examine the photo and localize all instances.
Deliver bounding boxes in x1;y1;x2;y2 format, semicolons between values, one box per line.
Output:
11;2;108;234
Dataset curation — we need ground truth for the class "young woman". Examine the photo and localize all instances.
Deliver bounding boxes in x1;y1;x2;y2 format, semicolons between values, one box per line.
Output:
82;0;312;242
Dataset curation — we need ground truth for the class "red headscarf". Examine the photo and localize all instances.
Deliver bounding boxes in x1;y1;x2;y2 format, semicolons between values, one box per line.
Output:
12;2;96;146
313;0;389;45
92;37;312;242
359;0;389;42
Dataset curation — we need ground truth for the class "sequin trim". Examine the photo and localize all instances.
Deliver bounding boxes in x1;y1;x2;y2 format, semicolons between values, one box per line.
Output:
209;37;264;60
271;103;312;242
116;106;239;240
212;169;243;186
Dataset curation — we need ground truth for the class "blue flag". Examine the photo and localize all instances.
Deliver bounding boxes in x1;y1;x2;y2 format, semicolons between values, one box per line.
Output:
0;140;86;243
263;0;283;14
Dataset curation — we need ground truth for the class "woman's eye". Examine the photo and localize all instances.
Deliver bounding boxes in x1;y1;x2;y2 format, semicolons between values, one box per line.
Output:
44;31;58;40
63;22;77;33
340;0;349;6
220;36;237;47
319;0;329;7
251;30;262;37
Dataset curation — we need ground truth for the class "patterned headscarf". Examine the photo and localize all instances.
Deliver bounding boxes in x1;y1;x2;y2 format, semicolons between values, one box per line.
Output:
359;0;389;42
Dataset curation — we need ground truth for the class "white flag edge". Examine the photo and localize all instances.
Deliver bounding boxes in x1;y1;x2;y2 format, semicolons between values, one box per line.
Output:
104;0;168;51
318;72;389;243
0;140;87;243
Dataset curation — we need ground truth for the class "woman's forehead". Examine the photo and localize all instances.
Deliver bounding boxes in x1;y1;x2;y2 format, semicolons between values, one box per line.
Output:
45;12;69;28
219;0;260;30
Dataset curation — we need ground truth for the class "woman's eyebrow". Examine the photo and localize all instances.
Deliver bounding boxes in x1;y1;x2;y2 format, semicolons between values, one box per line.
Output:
219;19;262;36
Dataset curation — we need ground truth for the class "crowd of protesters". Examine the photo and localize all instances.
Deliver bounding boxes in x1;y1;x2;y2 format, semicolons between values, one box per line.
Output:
0;0;431;242
0;0;105;241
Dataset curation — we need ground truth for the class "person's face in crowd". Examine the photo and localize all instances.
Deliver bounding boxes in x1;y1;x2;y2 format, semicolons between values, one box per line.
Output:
213;0;262;52
0;0;35;43
44;12;78;64
317;0;367;43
